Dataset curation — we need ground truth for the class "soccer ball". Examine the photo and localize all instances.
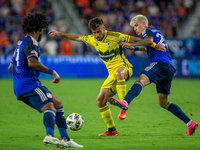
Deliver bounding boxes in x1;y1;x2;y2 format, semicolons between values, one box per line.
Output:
66;113;84;131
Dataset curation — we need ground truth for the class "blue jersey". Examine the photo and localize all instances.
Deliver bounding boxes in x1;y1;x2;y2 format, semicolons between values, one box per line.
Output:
11;35;42;99
142;26;175;69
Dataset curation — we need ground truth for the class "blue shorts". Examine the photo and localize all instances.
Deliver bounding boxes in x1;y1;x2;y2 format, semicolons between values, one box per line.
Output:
142;62;175;94
19;86;54;113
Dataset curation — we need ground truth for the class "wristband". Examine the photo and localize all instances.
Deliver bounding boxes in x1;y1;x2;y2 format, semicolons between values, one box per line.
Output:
150;42;156;48
47;68;53;74
134;46;139;51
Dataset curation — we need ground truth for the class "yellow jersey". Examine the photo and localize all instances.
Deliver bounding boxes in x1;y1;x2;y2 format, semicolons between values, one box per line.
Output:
82;30;133;73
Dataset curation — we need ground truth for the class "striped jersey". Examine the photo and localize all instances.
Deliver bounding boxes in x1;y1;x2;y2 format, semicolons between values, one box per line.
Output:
11;35;42;99
82;30;133;73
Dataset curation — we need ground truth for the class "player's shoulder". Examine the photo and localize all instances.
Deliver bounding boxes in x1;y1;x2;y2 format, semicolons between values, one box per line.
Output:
83;34;94;40
25;36;39;47
147;26;161;34
107;30;121;38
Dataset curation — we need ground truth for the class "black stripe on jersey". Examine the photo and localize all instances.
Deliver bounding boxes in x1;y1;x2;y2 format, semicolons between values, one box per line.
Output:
119;46;133;69
107;31;120;38
119;46;126;65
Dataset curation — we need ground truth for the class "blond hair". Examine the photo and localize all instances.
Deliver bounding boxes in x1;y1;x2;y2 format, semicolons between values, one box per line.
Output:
130;14;148;26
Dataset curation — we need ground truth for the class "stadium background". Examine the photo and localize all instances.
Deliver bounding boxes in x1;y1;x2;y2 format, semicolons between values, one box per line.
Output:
0;0;200;78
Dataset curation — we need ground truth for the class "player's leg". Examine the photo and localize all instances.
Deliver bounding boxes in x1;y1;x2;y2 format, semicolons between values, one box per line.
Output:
115;66;129;119
52;94;83;148
107;73;150;110
20;86;66;148
157;64;198;136
158;93;198;135
97;88;119;136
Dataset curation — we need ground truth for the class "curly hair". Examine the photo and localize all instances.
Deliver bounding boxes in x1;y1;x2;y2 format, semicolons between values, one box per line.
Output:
88;17;104;30
22;12;49;34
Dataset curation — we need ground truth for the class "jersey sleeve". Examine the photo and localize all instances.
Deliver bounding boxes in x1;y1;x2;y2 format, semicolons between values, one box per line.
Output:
145;28;155;38
82;35;93;45
118;33;130;42
24;39;39;60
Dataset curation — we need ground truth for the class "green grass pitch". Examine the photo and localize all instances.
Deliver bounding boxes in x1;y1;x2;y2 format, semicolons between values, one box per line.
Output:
0;78;200;150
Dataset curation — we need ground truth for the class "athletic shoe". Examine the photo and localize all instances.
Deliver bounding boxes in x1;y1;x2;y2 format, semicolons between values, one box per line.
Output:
98;130;119;136
43;135;68;148
61;139;83;148
118;109;127;120
186;121;198;136
107;97;128;111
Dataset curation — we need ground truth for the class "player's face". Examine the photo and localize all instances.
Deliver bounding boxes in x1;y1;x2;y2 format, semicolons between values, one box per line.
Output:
132;20;146;36
91;25;105;41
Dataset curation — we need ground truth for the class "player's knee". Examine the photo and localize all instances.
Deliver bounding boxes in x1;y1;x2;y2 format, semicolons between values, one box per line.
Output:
96;96;106;108
115;71;124;80
53;95;63;108
40;102;56;113
159;102;167;108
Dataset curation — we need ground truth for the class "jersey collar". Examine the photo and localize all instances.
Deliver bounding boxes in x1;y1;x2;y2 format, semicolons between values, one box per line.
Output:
101;30;108;42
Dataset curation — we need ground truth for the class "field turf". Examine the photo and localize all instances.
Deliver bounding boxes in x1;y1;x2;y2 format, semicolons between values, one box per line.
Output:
0;78;200;150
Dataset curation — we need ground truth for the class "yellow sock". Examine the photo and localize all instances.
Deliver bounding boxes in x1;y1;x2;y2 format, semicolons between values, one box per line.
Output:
99;105;115;128
116;79;126;101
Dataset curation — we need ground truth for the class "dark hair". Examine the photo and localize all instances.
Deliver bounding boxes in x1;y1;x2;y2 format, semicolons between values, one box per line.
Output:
88;17;104;30
22;12;49;34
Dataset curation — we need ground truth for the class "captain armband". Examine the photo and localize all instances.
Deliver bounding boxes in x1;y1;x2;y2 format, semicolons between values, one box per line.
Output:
150;42;156;48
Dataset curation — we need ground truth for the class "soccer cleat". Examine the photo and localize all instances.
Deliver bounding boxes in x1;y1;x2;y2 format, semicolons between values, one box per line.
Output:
98;130;119;136
118;109;127;120
186;121;198;136
61;139;84;148
43;135;68;148
107;97;129;111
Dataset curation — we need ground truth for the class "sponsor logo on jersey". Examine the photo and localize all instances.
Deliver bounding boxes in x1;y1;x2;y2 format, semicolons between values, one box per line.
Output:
98;48;120;62
46;93;53;98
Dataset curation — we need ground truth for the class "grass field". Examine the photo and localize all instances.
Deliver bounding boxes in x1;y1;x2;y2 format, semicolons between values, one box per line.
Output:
0;78;200;150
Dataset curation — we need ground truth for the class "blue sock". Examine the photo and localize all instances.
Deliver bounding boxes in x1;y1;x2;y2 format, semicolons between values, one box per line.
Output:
43;110;56;136
165;102;190;124
56;107;70;141
124;81;143;104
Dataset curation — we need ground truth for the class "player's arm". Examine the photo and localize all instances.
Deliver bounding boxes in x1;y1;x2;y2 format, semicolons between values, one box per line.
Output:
48;30;83;42
121;36;166;51
28;57;60;83
8;62;13;74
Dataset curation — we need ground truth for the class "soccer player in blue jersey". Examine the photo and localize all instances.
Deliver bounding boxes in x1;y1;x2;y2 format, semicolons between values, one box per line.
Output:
107;14;198;136
7;12;83;148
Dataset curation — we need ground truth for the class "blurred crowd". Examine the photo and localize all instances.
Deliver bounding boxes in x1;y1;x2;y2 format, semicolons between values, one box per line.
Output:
0;0;70;56
0;0;200;57
74;0;198;38
74;0;200;57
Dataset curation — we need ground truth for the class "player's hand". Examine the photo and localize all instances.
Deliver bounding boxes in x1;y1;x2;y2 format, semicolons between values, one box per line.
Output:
48;30;61;37
155;44;166;52
120;42;132;49
52;70;60;83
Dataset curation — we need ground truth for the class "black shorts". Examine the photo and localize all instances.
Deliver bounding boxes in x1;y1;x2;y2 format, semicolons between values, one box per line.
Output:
19;86;54;113
142;62;175;94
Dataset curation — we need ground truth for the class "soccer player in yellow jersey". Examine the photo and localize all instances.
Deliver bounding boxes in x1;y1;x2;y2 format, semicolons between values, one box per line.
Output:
48;17;165;136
